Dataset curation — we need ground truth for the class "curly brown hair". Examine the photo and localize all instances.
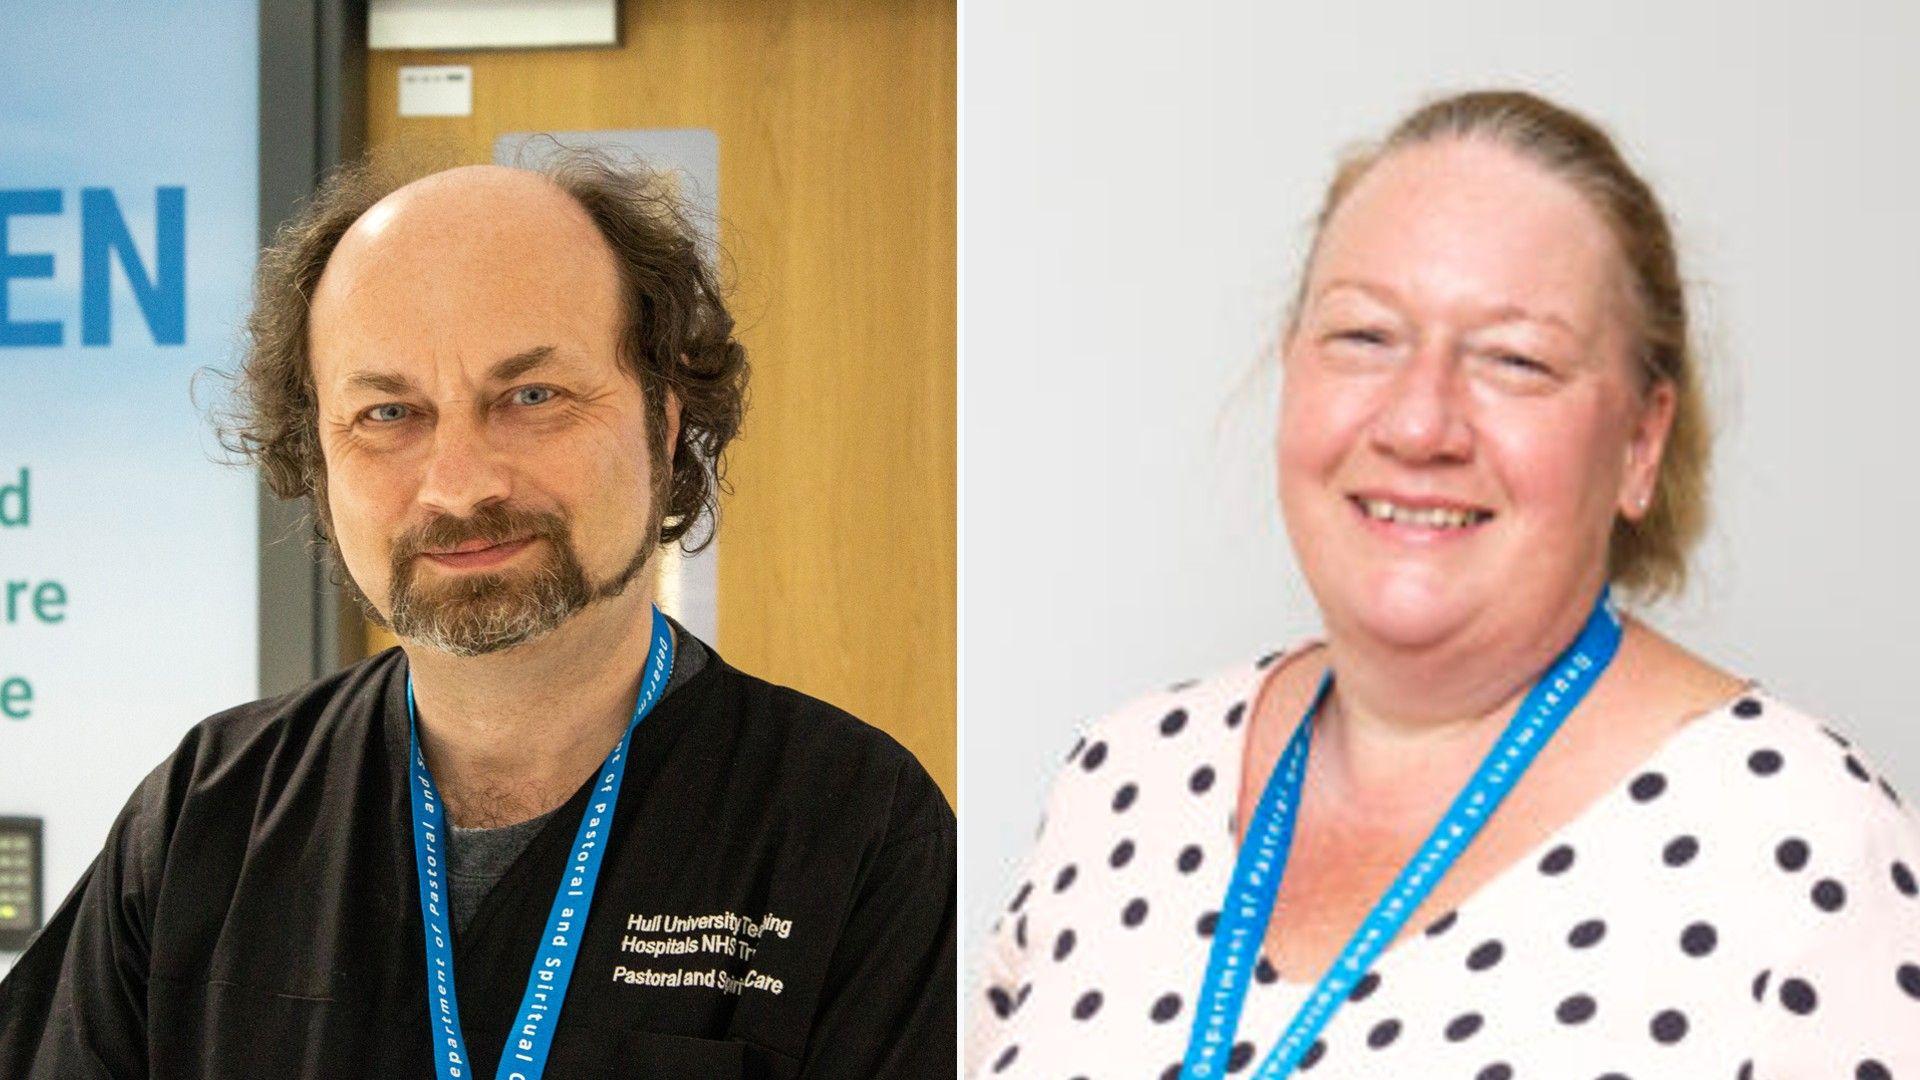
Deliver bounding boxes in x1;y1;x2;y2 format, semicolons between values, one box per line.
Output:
220;148;749;553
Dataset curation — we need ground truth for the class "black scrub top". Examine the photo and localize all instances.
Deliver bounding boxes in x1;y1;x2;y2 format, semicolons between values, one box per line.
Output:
0;636;955;1078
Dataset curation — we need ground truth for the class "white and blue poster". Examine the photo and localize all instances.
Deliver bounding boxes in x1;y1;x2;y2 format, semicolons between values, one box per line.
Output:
1;1;260;964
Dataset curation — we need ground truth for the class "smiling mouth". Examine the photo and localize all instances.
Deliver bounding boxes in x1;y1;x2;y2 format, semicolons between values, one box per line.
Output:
1349;495;1494;531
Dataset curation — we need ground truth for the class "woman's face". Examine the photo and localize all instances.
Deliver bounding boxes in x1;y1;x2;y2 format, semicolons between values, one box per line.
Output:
1278;138;1674;652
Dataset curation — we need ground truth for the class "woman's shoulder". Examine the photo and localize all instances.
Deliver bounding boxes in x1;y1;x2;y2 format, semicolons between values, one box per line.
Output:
1655;685;1920;928
1699;687;1917;836
1063;638;1318;756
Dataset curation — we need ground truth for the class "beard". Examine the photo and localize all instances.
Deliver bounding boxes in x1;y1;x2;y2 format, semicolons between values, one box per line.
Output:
351;501;657;658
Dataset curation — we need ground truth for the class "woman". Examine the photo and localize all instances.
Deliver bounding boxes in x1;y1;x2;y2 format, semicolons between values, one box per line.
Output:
969;90;1920;1078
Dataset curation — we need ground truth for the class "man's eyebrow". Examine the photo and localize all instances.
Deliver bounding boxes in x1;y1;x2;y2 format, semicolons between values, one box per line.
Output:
340;346;560;396
487;345;558;383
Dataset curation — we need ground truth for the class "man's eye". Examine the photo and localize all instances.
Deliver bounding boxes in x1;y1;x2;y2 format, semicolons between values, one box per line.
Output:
364;403;410;423
512;386;557;407
1333;328;1388;345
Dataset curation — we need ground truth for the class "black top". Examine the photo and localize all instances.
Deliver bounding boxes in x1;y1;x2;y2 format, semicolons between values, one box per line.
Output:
0;633;955;1079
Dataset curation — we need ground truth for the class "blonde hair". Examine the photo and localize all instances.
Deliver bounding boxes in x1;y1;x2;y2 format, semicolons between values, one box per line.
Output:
1287;89;1709;601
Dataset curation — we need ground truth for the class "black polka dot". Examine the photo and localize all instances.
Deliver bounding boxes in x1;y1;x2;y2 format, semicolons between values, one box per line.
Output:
1680;921;1717;957
987;986;1013;1018
1150;992;1182;1022
1477;1063;1513;1080
1177;845;1204;873
1072;990;1102;1019
1897;962;1920;999
1751;969;1771;1002
1159;1064;1179;1080
1054;864;1078;892
1776;837;1810;872
1015;982;1031;1007
1112;783;1139;812
992;1044;1018;1072
1445;1012;1483;1041
1779;977;1818;1014
1227;1041;1254;1072
1053;928;1076;961
1366;1018;1401;1048
1663;835;1699;866
1879;777;1902;805
1225;702;1247;728
1349;971;1381;1001
1425;909;1459;937
1467;940;1504;971
1629;772;1667;801
1255;956;1279;984
1081;741;1108;770
1109;839;1135;869
1556;993;1597;1024
1859;1060;1893;1080
1568;918;1606;948
1894;861;1918;897
1122;897;1149;927
1190;765;1217;794
1812;878;1847;912
1539;844;1576;874
1008;882;1033;912
1747;748;1783;776
1160;709;1189;736
1300;1040;1326;1070
1825;726;1852;747
1733;697;1762;718
1738;1061;1753;1080
1014;915;1027;948
1257;651;1282;668
1196;910;1219;938
1846;755;1871;783
1650;1008;1688;1043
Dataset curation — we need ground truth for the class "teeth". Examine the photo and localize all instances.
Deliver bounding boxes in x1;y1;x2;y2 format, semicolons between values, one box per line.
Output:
1357;498;1488;529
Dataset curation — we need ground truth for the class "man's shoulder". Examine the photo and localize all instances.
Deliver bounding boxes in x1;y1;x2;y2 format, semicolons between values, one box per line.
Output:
695;651;952;830
158;647;405;796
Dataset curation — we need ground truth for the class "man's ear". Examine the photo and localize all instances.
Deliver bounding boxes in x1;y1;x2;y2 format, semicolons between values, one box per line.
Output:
663;386;683;464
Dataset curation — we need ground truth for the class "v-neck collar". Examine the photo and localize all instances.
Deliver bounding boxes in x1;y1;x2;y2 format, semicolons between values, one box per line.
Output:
1212;641;1756;999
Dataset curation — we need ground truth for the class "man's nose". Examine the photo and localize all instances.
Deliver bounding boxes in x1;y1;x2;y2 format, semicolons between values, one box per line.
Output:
1368;340;1473;464
414;414;512;517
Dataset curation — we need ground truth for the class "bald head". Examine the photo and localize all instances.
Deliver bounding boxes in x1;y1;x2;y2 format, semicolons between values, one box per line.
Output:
226;145;746;613
310;164;626;377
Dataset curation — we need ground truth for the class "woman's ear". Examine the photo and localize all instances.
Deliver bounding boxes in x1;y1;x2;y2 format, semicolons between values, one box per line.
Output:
1620;378;1677;520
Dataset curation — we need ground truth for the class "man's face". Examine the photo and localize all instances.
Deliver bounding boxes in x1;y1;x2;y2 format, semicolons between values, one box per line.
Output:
306;166;675;656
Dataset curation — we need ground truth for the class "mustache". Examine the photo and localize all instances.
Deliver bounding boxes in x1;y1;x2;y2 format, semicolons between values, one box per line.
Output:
391;504;571;560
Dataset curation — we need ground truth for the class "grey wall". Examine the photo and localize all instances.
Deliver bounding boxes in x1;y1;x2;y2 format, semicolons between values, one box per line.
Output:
960;0;1920;962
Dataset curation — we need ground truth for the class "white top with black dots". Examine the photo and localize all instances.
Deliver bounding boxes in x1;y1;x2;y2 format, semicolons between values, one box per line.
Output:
968;645;1920;1079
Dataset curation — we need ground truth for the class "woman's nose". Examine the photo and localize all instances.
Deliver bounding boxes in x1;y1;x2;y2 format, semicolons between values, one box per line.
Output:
1368;343;1473;464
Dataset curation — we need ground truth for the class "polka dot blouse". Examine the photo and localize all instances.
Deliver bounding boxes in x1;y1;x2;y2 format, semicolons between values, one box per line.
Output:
969;645;1920;1078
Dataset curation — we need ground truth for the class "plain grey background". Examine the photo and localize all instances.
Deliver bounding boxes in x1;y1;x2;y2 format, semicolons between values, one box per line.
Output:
959;0;1920;970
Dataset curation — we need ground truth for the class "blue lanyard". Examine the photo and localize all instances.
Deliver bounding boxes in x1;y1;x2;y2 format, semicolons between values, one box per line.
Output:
1182;590;1623;1079
406;605;675;1080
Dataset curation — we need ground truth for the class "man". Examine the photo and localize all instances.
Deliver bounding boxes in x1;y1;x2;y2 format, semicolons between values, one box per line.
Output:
0;155;955;1078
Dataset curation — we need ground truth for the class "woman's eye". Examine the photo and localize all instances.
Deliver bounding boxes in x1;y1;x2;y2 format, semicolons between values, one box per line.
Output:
364;403;410;424
1494;352;1549;374
512;385;557;407
1332;328;1388;346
